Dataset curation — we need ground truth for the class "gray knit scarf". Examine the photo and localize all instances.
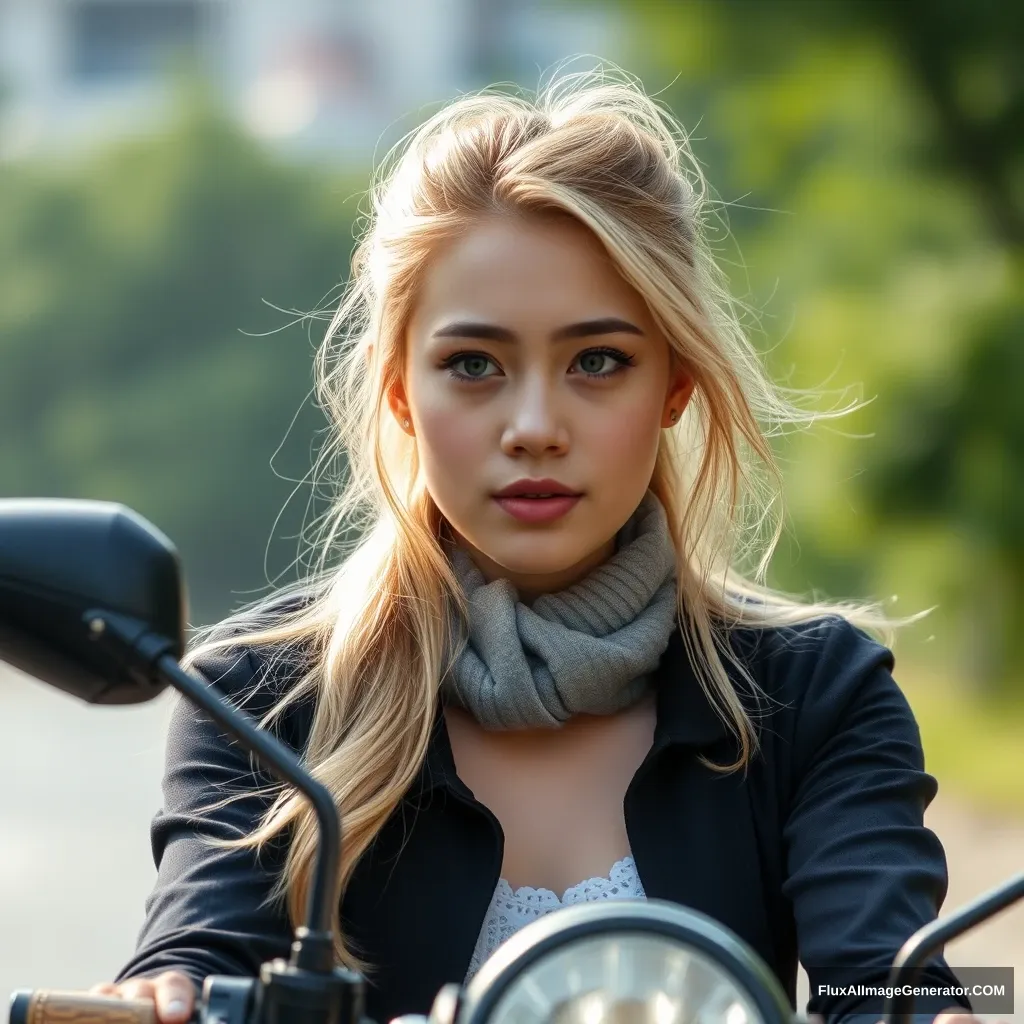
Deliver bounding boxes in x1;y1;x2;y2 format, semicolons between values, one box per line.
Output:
441;490;679;730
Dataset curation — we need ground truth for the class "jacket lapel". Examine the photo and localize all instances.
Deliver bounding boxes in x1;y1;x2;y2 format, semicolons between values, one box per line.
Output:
627;627;775;964
341;705;503;1021
342;625;775;1021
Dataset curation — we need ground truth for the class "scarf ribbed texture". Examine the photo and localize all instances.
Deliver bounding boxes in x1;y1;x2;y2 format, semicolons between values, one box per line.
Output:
441;490;679;729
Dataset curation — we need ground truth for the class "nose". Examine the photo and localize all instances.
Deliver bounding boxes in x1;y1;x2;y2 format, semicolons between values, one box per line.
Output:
499;376;570;457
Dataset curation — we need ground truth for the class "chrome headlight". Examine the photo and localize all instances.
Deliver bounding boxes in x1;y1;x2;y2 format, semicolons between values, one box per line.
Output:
440;899;792;1024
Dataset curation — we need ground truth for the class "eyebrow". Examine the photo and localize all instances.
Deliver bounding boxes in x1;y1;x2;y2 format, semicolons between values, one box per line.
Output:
431;317;645;343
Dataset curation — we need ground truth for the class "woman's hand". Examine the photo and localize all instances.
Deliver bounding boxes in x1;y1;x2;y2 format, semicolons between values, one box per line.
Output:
89;971;195;1023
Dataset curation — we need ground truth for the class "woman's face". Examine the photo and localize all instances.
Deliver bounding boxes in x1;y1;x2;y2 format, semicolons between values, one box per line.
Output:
392;213;694;602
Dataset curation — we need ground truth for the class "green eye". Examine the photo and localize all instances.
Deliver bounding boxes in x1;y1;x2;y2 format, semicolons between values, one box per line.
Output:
577;351;618;376
444;354;498;380
441;347;635;383
571;346;637;378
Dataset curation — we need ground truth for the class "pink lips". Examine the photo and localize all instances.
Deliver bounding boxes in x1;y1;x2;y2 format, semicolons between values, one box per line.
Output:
493;495;581;523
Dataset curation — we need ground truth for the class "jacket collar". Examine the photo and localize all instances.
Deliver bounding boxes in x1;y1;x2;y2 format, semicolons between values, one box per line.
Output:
408;624;733;801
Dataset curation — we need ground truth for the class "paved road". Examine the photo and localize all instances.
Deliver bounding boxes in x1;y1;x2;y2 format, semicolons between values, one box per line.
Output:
2;665;1021;1018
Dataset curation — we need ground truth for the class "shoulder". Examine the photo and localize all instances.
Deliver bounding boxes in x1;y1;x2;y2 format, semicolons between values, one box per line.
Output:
726;615;917;770
186;590;317;688
729;613;895;699
180;593;319;753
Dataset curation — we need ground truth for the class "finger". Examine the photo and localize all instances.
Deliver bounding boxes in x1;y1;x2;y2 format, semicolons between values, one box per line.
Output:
154;972;195;1023
88;984;121;997
116;980;157;1002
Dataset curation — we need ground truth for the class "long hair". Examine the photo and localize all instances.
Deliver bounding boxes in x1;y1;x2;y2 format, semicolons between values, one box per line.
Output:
183;65;928;974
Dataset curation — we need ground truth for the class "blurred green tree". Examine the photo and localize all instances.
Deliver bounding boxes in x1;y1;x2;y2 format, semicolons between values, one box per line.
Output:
614;0;1022;689
863;263;1024;691
709;0;1023;246
0;87;361;625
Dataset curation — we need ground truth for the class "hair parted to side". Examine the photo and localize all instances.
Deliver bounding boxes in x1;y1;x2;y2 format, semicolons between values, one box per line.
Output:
184;63;931;975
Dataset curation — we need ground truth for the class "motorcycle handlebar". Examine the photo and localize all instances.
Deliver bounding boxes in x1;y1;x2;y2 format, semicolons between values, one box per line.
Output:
9;991;161;1024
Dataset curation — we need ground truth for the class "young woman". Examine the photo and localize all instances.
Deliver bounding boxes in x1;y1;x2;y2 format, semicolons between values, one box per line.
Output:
93;69;984;1023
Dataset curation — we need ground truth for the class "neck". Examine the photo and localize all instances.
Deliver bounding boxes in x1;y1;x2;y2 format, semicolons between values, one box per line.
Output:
441;490;679;730
448;532;617;602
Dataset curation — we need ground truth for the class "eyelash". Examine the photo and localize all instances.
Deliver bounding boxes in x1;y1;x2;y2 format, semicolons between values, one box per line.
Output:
441;346;637;384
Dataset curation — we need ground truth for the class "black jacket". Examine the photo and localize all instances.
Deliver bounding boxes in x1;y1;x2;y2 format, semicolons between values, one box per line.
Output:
116;614;972;1023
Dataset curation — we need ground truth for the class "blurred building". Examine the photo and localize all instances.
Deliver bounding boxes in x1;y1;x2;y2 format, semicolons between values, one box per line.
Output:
0;0;623;163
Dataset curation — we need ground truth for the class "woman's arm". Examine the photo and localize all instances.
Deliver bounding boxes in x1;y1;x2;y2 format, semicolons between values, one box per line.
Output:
777;617;974;1024
114;647;299;992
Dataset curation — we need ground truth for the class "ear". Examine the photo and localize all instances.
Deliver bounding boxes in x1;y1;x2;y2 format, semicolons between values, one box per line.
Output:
662;358;696;428
386;374;414;435
368;341;415;435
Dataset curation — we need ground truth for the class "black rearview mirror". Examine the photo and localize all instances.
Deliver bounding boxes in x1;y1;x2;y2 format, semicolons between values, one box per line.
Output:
0;499;185;704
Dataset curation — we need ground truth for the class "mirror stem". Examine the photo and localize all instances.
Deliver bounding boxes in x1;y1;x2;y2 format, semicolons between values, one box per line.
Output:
156;653;341;972
86;610;341;974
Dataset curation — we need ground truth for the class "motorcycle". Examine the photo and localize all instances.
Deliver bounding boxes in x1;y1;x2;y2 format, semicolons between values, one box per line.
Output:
0;498;1020;1024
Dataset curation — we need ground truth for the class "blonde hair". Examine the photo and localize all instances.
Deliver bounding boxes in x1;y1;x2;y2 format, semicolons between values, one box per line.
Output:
185;65;928;974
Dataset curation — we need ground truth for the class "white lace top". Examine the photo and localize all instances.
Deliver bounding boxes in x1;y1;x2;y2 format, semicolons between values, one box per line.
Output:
465;855;647;983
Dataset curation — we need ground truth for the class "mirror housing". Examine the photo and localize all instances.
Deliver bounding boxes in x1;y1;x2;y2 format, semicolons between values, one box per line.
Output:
0;497;351;987
0;499;185;704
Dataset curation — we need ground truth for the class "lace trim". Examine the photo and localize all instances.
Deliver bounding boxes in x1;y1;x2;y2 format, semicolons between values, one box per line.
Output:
465;855;646;982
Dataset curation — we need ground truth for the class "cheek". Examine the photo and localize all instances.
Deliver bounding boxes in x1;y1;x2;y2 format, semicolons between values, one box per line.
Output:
587;400;663;474
414;401;487;487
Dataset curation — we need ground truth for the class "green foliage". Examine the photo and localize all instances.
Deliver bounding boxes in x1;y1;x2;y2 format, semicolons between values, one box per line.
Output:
1;3;1021;713
617;1;1023;694
0;92;363;623
866;265;1024;553
861;262;1024;691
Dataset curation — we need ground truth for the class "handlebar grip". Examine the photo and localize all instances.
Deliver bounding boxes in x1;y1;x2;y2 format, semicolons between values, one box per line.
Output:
9;991;157;1024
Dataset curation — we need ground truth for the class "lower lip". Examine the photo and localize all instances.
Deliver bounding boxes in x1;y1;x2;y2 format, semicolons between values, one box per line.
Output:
494;495;582;523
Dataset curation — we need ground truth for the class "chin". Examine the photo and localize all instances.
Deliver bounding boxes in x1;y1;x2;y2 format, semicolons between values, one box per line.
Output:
486;536;592;575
